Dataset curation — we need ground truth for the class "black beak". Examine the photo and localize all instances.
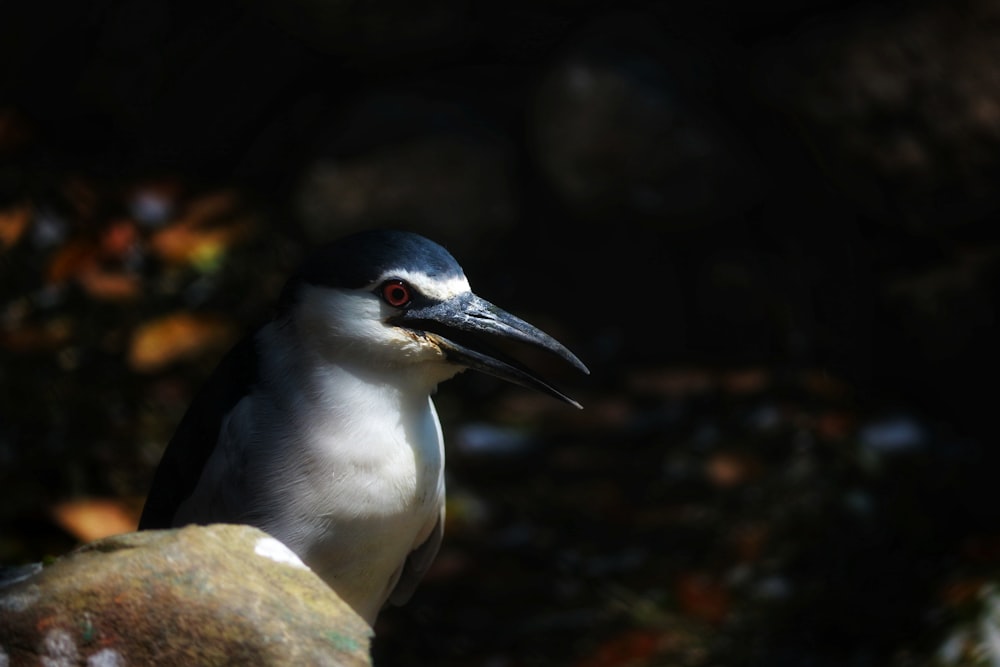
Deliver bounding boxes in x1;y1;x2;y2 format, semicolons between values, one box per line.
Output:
393;292;589;409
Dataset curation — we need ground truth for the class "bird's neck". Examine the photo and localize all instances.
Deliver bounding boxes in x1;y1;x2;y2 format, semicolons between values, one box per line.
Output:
258;318;459;412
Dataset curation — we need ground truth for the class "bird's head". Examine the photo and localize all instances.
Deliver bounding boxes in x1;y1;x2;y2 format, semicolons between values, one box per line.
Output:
279;230;589;408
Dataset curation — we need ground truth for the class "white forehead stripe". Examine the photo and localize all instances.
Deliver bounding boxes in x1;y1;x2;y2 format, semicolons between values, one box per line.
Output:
376;268;471;301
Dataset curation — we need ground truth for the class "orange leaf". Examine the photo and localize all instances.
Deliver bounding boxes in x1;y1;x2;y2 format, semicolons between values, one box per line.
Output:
100;219;139;257
574;630;662;667
51;498;141;542
128;312;236;372
720;368;770;394
149;191;254;267
77;269;142;302
705;450;761;488
815;410;856;440
675;572;730;624
0;203;31;249
47;240;100;284
0;318;73;352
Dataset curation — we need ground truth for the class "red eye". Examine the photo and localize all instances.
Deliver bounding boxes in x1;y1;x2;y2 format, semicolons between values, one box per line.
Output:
380;280;412;307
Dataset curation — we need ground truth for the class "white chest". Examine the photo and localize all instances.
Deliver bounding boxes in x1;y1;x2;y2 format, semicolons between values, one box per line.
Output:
280;365;445;519
171;322;454;622
246;357;445;539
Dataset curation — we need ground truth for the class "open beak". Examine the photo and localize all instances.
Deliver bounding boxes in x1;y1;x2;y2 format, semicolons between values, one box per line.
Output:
393;292;590;409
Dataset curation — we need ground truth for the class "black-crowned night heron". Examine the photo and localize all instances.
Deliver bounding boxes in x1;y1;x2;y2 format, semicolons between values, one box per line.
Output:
139;229;588;624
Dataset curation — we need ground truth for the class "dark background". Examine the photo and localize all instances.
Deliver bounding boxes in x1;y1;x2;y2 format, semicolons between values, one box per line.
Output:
1;1;998;665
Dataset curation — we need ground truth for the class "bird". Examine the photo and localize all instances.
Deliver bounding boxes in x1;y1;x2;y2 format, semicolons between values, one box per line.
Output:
138;229;588;625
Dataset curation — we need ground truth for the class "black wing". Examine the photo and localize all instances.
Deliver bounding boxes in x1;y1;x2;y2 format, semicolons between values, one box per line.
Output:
138;333;260;529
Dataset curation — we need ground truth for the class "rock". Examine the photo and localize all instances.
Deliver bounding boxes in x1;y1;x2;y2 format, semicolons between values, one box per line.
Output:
0;524;372;666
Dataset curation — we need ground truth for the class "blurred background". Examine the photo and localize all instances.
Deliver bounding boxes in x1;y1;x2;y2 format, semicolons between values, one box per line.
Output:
1;0;999;665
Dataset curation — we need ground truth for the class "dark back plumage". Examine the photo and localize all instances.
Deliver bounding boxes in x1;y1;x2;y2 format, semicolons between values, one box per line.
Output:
138;334;259;529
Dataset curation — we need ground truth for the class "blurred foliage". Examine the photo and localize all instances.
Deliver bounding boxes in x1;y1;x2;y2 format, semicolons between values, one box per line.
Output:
0;168;293;561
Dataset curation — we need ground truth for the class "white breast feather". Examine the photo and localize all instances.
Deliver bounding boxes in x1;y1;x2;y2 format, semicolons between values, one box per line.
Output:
174;304;454;624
